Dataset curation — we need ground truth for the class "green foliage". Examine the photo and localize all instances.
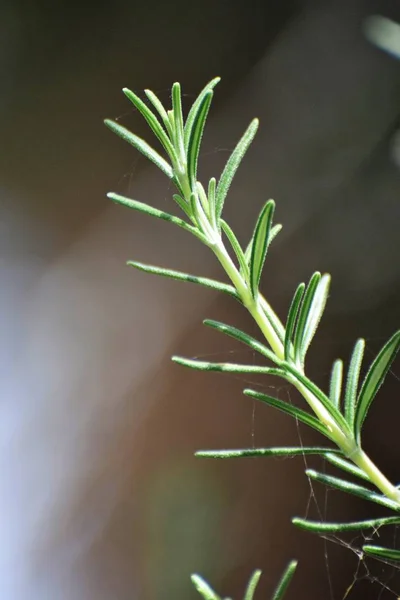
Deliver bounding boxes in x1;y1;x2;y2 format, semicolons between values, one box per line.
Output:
106;77;400;597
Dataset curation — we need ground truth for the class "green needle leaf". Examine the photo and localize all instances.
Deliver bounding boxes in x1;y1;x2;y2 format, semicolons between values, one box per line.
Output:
172;193;192;218
355;330;400;443
107;192;206;241
271;561;297;600
329;359;343;410
324;452;370;482
293;516;400;533
244;571;261;600
122;87;177;160
344;339;365;430
298;274;330;366
220;219;249;277
196;447;340;459
249;200;275;297
305;469;400;511
171;358;280;375
203;319;279;364
284;282;305;362
208;177;217;228
187;91;214;186
292;272;320;367
144;88;173;136
172;82;185;153
104;119;173;178
215;119;259;221
127;261;239;299
184;77;221;151
244;389;330;438
362;545;400;562
191;575;221;600
244;223;282;265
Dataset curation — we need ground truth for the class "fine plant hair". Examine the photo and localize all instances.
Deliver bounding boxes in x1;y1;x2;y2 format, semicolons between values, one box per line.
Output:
104;76;400;598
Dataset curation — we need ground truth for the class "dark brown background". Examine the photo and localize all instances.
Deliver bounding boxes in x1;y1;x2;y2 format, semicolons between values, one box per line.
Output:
1;0;400;598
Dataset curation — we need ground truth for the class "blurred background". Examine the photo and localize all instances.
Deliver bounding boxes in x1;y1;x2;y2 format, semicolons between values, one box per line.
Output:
1;0;400;598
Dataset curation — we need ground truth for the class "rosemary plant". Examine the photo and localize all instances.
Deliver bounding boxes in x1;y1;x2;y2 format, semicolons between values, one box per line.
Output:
105;78;400;598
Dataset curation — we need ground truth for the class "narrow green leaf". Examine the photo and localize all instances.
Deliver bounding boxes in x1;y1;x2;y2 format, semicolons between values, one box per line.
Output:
196;447;340;459
196;181;210;216
144;88;173;136
271;561;297;600
122;87;177;160
329;359;343;410
127;261;239;299
324;452;370;482
172;82;185;153
187;91;213;186
208;177;217;228
191;575;221;600
344;339;365;430
259;295;286;344
108;192;206;242
244;223;282;265
249;200;275;297
293;516;400;533
203;319;279;364
298;274;330;366
284;283;306;362
172;357;280;375
293;272;320;366
184;77;221;151
362;545;400;562
215;119;259;221
244;389;330;438
355;330;400;443
220;219;249;278
305;469;400;511
244;571;261;600
283;363;351;435
104;119;173;178
172;193;192;218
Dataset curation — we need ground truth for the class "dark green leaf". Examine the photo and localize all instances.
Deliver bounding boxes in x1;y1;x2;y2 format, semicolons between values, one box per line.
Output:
220;220;249;278
108;192;206;241
305;469;400;511
203;319;279;364
344;339;365;430
187;91;213;186
292;272;320;366
249;200;275;297
284;283;305;362
329;359;343;410
244;389;330;438
244;571;261;600
324;452;370;482
271;561;297;600
362;545;400;562
104;120;173;178
215;119;259;221
293;516;400;533
172;193;192;218
127;261;239;299
122;87;176;160
184;77;221;152
191;575;221;600
355;330;400;443
196;446;340;459
244;223;282;265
